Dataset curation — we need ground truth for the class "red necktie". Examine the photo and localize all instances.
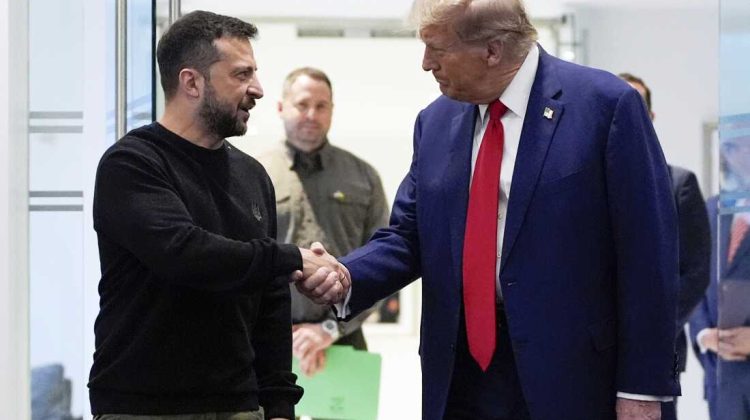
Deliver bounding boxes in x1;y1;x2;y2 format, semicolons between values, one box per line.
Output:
728;216;749;264
462;100;507;371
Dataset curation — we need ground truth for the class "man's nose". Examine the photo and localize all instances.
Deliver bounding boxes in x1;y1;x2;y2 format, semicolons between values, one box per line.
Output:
422;48;434;72
248;77;264;99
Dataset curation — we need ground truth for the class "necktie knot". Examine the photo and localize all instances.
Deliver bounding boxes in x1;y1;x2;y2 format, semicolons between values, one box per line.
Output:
488;100;508;122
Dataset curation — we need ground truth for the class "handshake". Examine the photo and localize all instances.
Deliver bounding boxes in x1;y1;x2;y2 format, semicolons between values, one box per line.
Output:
291;242;351;305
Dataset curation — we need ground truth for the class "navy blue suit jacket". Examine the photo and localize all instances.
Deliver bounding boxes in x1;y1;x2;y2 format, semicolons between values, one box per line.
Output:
342;47;680;420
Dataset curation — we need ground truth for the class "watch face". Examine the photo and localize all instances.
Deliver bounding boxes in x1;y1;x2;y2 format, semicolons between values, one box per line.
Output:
322;320;338;337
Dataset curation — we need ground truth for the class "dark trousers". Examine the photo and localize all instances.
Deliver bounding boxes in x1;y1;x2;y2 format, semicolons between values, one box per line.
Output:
661;401;676;420
444;306;530;420
713;378;750;420
444;307;676;420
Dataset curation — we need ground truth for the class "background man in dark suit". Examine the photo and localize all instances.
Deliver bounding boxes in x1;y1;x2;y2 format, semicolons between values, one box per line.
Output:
619;73;711;394
302;0;681;418
690;127;750;420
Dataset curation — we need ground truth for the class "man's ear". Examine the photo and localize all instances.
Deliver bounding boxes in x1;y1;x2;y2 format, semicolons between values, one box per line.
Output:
486;39;504;67
277;100;284;115
178;68;204;99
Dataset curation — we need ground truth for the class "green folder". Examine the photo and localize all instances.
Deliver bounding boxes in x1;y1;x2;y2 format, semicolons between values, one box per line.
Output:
293;345;382;420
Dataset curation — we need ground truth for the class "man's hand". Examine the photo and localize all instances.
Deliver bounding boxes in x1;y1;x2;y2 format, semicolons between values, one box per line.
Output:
292;323;335;361
290;242;351;304
299;241;340;278
298;349;327;377
700;328;720;353
719;327;750;361
616;398;661;420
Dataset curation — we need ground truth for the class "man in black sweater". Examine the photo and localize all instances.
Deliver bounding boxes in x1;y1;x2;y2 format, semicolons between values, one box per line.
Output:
88;11;348;420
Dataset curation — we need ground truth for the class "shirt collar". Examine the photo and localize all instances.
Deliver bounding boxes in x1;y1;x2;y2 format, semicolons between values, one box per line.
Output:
477;43;540;122
284;140;330;172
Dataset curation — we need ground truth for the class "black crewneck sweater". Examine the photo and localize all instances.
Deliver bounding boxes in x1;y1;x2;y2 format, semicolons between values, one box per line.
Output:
88;123;303;418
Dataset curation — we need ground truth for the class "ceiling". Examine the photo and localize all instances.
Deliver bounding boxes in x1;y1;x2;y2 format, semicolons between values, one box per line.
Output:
178;0;716;21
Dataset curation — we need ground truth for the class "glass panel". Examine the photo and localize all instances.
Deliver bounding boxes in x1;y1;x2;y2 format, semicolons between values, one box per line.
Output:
28;0;88;417
128;0;156;130
28;0;155;418
714;0;750;419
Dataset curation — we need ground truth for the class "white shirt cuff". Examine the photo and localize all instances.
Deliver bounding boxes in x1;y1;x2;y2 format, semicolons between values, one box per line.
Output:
616;392;673;402
696;328;711;353
333;287;352;319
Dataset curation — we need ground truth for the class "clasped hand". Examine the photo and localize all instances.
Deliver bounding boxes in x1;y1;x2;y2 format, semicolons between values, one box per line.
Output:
290;242;351;305
701;327;750;361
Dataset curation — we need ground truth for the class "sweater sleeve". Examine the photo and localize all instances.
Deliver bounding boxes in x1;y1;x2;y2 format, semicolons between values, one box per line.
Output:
93;147;302;292
254;275;304;419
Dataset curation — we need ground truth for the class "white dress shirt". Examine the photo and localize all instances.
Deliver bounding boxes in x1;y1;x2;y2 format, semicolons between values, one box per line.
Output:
471;44;538;294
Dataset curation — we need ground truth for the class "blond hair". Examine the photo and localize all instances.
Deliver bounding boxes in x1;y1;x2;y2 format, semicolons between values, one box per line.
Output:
409;0;537;61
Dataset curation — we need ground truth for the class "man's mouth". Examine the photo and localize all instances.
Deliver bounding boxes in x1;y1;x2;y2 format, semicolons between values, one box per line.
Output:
239;100;255;113
300;123;320;131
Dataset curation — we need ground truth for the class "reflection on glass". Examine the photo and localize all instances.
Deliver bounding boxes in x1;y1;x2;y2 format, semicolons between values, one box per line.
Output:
28;0;87;416
29;0;154;418
712;115;750;420
691;0;750;412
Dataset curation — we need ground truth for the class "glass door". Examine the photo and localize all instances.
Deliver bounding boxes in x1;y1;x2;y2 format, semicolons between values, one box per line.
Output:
27;0;156;418
710;1;750;419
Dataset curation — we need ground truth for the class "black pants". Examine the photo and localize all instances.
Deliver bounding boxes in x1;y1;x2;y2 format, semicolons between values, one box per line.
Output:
444;306;530;420
444;306;677;420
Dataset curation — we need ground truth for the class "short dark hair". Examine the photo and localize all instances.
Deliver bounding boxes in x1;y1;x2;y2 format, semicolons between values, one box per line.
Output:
156;10;258;100
282;67;333;99
618;72;652;112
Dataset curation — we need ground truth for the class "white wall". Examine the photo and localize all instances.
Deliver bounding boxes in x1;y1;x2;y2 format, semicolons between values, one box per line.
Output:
574;5;719;193
0;0;30;418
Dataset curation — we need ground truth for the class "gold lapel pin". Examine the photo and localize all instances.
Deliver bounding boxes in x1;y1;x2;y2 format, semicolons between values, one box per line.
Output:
333;190;346;202
543;107;555;120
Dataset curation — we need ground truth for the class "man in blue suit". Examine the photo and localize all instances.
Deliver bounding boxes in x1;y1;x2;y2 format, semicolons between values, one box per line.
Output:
690;130;750;420
306;0;680;418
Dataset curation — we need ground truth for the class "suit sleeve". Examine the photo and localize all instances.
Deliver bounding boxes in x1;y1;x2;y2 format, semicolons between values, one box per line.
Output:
340;113;424;318
675;172;711;326
93;147;302;293
689;285;716;369
605;88;680;396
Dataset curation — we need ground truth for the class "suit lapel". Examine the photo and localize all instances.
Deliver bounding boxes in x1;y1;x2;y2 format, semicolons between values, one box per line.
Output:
446;104;479;287
500;48;564;271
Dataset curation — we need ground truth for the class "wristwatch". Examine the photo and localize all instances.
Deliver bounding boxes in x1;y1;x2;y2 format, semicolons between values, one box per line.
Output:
321;319;341;341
